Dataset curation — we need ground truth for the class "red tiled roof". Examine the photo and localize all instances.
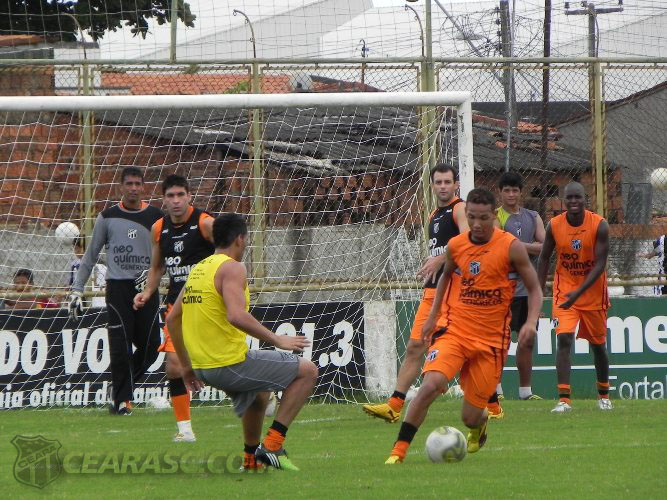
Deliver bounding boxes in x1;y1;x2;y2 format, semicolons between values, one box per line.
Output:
0;35;44;47
101;73;290;95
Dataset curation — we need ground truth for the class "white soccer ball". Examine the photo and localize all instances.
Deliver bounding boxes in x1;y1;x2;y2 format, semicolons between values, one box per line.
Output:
55;221;80;245
650;168;667;190
425;426;467;463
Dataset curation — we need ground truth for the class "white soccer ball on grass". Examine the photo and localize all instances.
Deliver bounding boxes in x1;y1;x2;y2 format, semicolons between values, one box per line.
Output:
55;221;80;245
425;426;467;463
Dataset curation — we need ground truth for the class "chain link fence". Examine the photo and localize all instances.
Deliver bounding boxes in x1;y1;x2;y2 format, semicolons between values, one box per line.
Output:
0;59;666;302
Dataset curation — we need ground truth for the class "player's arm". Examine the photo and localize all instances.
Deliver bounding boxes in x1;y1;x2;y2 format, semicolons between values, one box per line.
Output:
560;220;610;309
536;221;556;293
68;214;107;320
453;201;469;233
639;238;660;258
133;224;165;310
509;239;543;344
218;261;311;352
200;214;215;244
166;288;204;392
524;213;546;256
421;247;456;343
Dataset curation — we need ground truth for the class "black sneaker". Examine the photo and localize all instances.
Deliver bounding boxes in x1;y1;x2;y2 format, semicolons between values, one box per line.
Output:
255;444;299;471
110;401;133;415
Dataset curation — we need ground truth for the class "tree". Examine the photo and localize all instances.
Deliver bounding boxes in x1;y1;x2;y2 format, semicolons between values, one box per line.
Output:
2;0;196;41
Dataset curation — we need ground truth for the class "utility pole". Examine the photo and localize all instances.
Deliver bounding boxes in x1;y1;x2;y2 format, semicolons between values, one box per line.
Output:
499;0;516;171
359;39;369;85
566;1;623;217
541;0;552;177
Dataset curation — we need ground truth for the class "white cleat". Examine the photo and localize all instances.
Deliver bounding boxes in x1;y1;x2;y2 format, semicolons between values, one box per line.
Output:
597;398;613;411
173;431;196;443
551;401;572;413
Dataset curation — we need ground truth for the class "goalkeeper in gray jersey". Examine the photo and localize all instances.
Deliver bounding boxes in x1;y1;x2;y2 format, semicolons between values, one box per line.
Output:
68;167;163;415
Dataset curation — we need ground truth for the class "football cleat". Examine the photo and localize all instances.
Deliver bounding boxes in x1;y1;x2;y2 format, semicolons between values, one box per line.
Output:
110;401;133;415
551;401;572;413
597;398;613;411
467;419;488;453
172;431;196;443
242;454;266;472
362;403;400;423
255;445;299;471
520;394;543;401
488;406;505;420
384;455;403;465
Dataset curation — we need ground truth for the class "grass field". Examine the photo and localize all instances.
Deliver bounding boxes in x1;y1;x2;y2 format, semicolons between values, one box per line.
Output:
2;398;666;499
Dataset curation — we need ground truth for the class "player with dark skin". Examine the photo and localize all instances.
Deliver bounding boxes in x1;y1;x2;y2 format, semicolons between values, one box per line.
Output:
537;182;611;412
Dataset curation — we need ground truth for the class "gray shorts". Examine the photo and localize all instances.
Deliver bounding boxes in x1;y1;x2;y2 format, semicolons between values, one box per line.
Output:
195;350;300;417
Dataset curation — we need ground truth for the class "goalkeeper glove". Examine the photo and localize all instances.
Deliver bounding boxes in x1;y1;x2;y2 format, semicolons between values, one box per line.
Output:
134;270;149;292
68;291;83;321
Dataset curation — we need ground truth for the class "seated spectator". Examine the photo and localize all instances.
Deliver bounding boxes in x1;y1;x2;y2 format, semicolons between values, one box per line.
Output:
8;268;59;310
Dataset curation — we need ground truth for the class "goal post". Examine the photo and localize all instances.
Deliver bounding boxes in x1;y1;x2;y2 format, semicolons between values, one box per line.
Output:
0;91;473;408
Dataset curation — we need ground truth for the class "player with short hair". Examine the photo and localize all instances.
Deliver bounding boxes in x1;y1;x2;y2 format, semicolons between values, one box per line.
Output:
487;171;546;418
537;182;612;413
68;166;163;415
167;213;318;471
133;174;215;442
363;163;468;423
384;188;542;464
639;234;666;295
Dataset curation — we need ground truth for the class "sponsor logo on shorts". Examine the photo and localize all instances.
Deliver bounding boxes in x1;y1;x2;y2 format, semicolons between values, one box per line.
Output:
571;239;582;250
469;261;481;276
425;349;439;362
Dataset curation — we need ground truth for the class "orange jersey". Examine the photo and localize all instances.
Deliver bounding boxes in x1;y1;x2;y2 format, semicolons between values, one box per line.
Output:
443;228;517;349
551;210;609;311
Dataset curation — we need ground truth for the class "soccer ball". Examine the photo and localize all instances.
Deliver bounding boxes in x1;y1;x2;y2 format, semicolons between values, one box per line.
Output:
55;221;80;245
425;426;467;463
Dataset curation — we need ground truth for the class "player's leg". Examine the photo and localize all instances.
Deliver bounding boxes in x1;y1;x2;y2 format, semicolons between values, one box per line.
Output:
386;371;449;464
551;308;577;413
515;296;541;400
131;290;161;382
363;292;432;422
105;280;136;415
385;336;462;464
241;392;270;470
579;310;612;410
160;304;195;442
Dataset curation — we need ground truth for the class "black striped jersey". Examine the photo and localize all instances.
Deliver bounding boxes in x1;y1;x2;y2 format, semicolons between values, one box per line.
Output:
153;206;215;305
72;202;163;292
425;197;464;289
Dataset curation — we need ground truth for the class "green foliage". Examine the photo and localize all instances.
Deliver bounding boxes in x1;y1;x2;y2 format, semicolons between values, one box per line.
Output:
2;1;196;41
0;399;665;497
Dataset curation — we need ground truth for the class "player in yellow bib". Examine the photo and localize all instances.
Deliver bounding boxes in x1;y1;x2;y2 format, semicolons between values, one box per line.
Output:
167;213;318;471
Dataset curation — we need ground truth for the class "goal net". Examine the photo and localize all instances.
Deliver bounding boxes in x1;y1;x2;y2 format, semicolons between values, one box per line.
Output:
0;91;472;409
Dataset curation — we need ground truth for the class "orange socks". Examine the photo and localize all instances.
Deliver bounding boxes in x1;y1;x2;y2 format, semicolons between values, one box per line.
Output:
388;396;405;413
557;384;571;404
172;393;191;422
597;381;610;399
263;423;287;452
391;440;410;460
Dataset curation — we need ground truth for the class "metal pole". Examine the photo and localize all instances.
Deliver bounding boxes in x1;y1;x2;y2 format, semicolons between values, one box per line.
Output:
82;64;94;246
170;0;178;63
250;67;264;284
592;61;605;217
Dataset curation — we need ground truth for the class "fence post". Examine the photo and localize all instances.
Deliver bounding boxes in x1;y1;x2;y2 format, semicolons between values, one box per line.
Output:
81;63;94;248
591;61;606;217
250;62;265;284
170;0;178;63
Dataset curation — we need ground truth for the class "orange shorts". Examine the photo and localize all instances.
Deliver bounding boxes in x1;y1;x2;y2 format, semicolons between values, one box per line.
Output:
422;333;506;409
410;288;436;341
158;303;175;353
552;307;607;345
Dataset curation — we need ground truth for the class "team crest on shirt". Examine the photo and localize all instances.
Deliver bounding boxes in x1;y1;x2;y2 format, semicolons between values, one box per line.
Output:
571;239;582;250
174;240;184;253
469;261;481;276
516;226;522;237
425;350;439;363
433;222;439;233
127;229;137;239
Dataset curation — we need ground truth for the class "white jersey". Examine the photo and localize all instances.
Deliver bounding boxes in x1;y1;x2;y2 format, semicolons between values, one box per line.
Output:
67;257;107;307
